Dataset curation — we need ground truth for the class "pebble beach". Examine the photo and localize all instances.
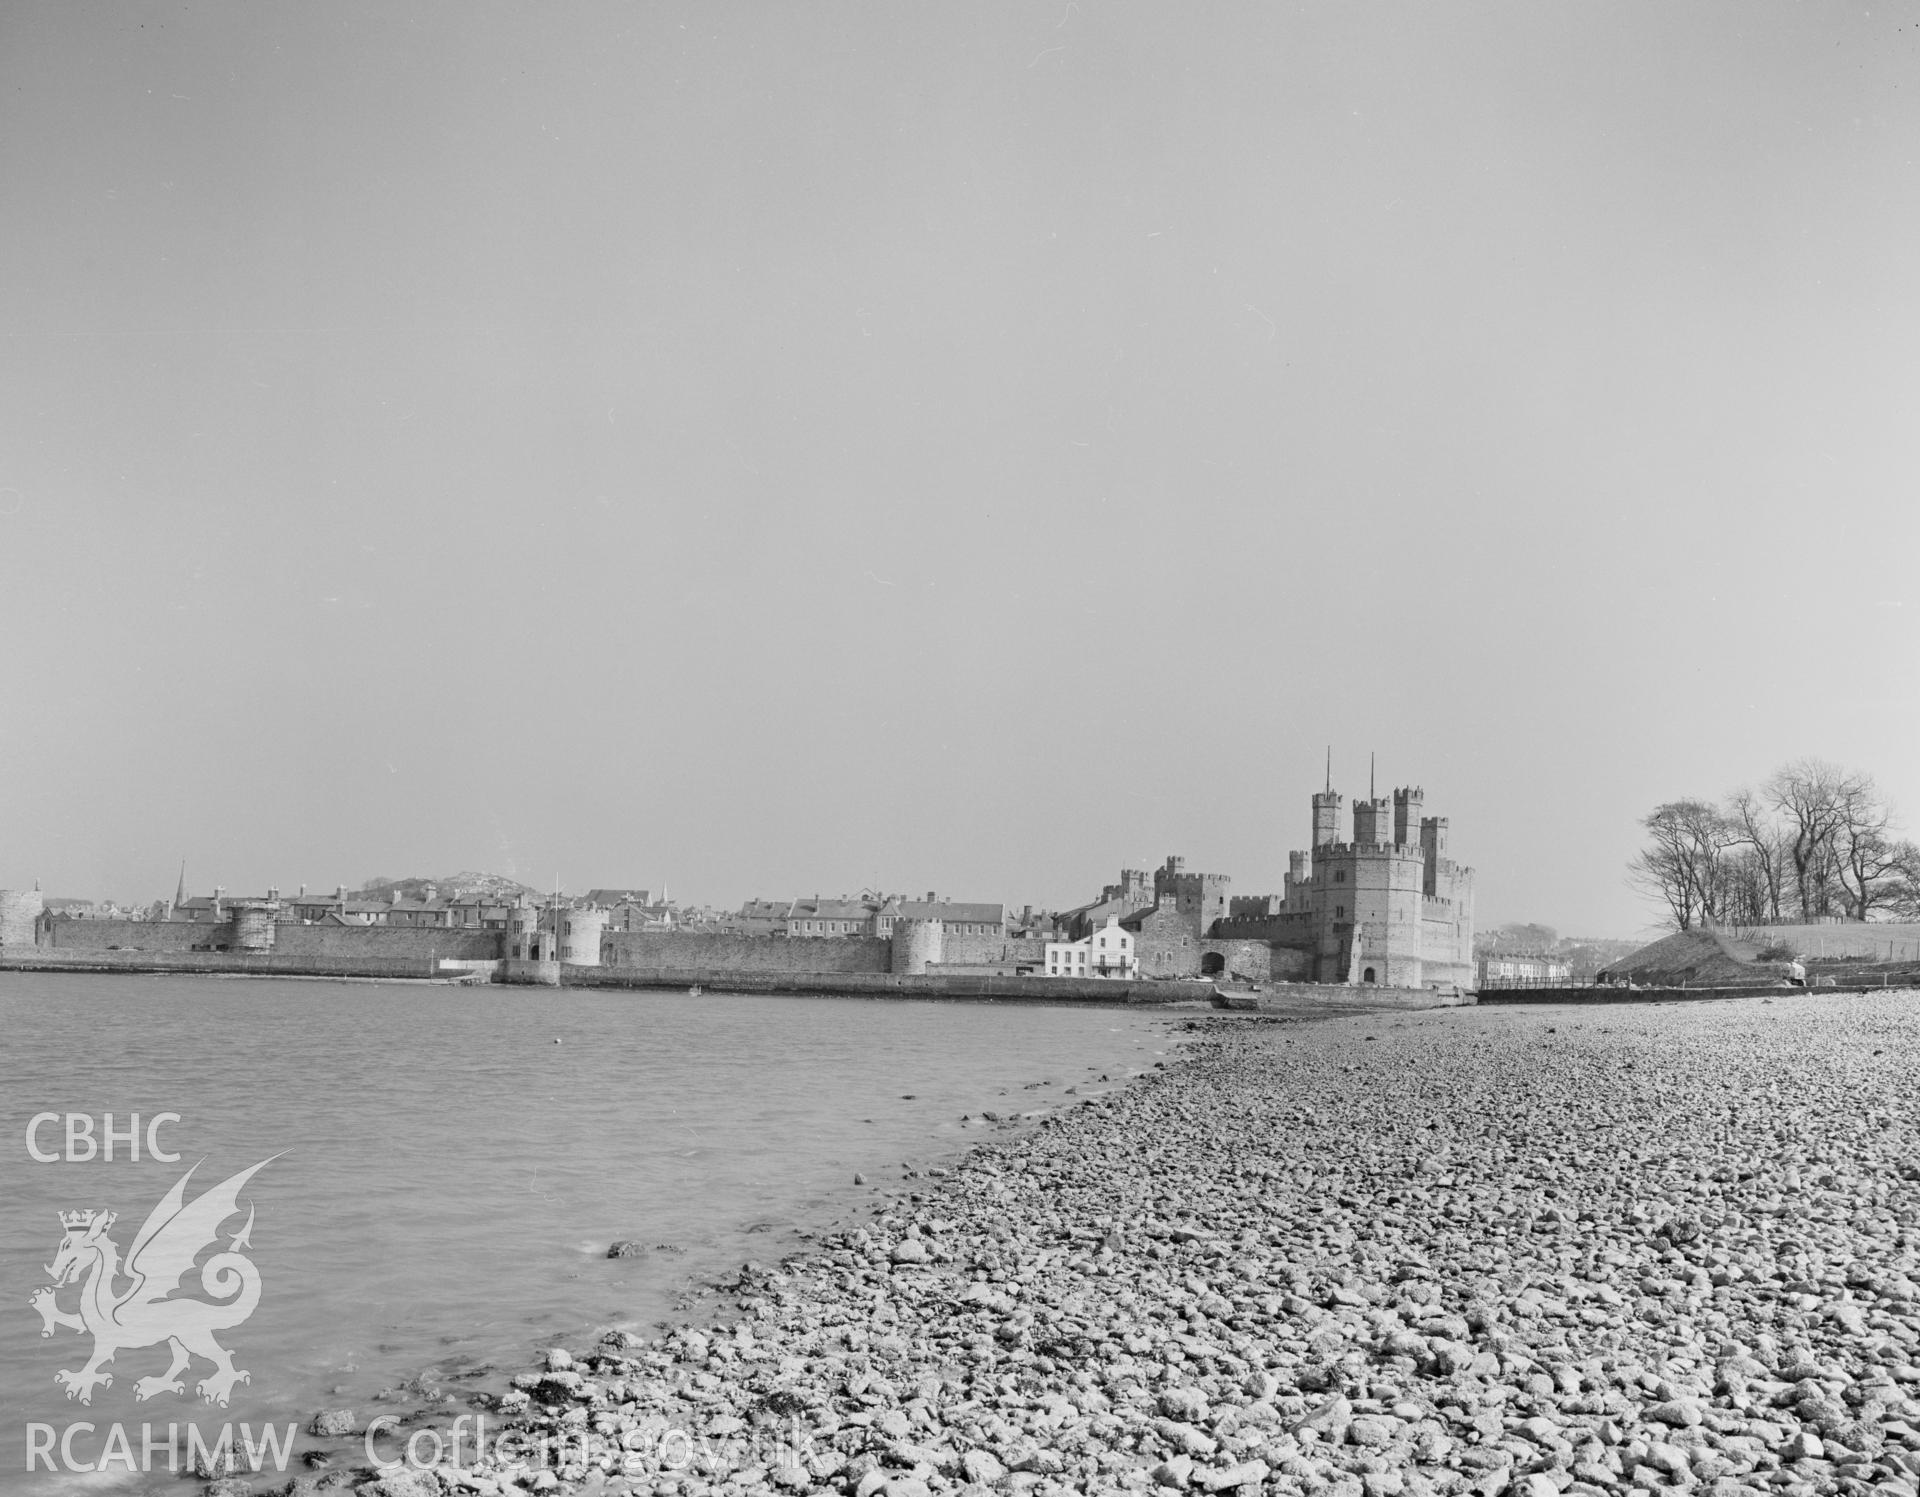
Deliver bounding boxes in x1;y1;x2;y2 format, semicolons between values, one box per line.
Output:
321;991;1920;1497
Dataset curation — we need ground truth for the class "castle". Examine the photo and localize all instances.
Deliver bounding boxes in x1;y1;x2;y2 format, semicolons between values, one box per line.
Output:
6;774;1472;991
1062;776;1475;988
1216;781;1475;987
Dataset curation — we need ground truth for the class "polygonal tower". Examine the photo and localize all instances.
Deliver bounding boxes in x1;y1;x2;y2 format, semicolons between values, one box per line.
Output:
1352;797;1393;845
1392;786;1425;847
1311;791;1343;848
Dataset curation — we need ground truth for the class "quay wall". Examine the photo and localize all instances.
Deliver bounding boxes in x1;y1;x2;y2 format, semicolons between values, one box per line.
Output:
601;931;892;975
1216;984;1475;1013
562;966;1219;1005
0;949;446;980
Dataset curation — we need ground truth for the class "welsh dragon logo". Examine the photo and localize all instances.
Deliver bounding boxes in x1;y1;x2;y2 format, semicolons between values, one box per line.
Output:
29;1157;276;1407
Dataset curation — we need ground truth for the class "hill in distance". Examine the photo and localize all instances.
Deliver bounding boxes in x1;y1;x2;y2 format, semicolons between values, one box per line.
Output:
351;872;540;903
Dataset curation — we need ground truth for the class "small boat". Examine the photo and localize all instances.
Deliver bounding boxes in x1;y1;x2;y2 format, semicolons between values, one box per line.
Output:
687;984;703;997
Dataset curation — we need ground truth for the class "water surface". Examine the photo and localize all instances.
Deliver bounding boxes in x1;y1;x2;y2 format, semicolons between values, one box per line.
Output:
0;975;1176;1489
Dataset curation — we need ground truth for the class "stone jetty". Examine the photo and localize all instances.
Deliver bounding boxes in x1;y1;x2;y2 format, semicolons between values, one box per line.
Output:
319;991;1920;1497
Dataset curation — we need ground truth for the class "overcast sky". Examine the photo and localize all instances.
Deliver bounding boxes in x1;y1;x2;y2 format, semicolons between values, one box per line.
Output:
3;4;1916;935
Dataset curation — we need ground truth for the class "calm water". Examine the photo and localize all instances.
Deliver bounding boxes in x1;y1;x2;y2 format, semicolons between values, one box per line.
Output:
0;975;1176;1489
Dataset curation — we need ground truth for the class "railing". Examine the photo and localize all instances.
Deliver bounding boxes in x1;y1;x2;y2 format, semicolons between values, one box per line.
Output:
1475;976;1596;991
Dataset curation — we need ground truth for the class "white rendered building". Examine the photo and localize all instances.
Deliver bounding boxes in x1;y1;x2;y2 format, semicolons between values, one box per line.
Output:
1046;915;1138;978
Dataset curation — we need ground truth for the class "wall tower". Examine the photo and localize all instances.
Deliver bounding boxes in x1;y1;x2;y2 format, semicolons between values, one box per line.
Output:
0;888;45;948
891;917;945;975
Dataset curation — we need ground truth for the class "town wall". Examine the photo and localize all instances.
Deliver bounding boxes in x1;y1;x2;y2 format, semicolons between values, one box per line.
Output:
939;931;1049;968
45;918;502;961
271;924;503;960
47;919;223;952
603;931;892;975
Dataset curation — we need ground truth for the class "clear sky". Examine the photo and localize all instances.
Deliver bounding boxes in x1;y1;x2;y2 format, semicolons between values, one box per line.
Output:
3;4;1916;936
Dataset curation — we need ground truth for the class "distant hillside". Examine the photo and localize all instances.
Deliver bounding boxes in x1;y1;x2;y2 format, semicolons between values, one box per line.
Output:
351;872;540;902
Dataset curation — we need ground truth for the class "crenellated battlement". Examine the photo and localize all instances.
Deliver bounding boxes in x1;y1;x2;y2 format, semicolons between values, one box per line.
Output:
1307;840;1429;861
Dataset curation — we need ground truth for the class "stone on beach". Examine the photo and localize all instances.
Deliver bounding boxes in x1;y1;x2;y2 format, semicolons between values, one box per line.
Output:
478;991;1920;1497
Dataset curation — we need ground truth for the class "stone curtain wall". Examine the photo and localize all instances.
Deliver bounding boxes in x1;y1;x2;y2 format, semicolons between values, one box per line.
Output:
47;919;501;961
939;932;1050;968
602;932;892;975
47;919;220;952
1199;938;1294;981
272;924;502;960
601;932;1054;976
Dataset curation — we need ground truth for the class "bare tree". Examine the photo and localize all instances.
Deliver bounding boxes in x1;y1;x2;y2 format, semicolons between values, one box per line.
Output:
1725;786;1788;922
1721;846;1777;927
1881;842;1920;920
1765;758;1865;919
1630;800;1734;930
1633;760;1912;929
1832;774;1907;919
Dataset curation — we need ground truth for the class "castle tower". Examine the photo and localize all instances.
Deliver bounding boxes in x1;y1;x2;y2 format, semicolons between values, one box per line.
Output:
1393;786;1425;847
1352;798;1393;845
1311;790;1343;848
1420;816;1449;896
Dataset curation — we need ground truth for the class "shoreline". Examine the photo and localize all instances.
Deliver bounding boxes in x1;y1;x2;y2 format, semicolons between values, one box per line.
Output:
289;990;1920;1496
0;954;1474;1012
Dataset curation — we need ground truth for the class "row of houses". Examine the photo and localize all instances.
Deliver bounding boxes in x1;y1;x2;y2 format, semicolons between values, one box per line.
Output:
164;884;680;933
1474;953;1573;986
729;893;1008;940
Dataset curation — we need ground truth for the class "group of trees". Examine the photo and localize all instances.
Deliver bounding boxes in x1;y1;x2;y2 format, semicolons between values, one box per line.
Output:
1630;758;1920;930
